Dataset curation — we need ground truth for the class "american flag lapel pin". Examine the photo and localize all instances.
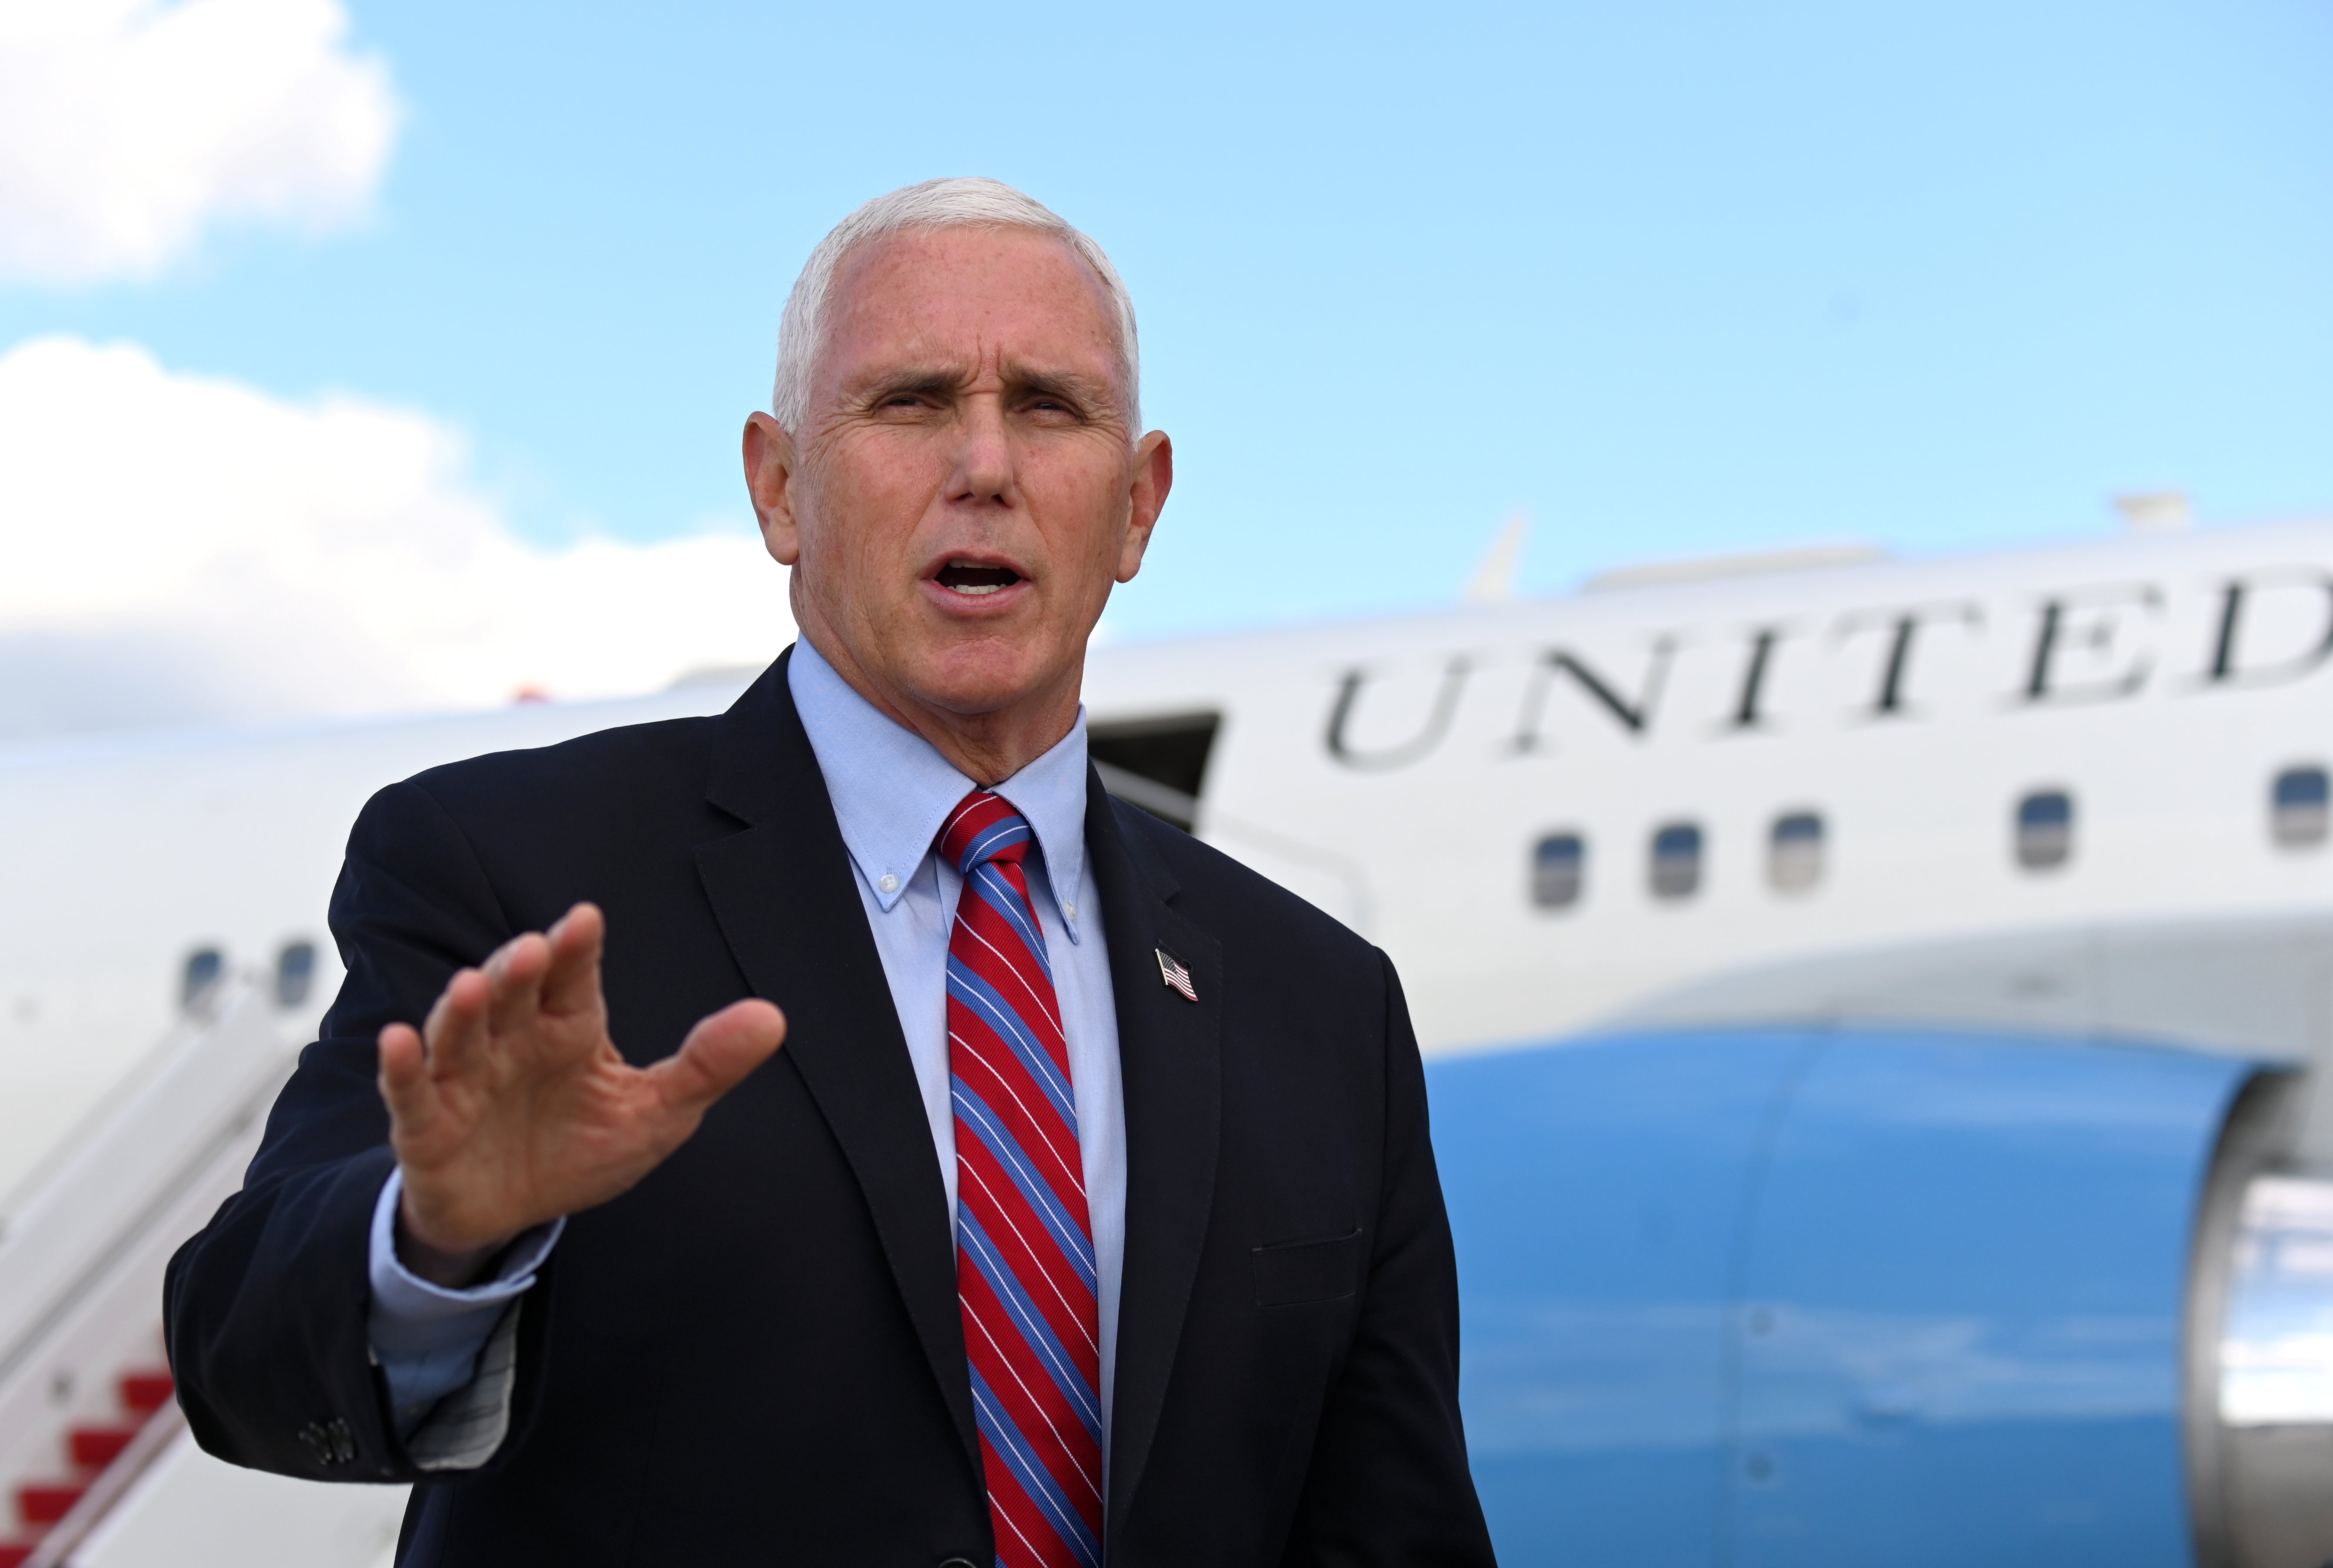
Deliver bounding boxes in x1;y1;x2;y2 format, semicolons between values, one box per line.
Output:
1155;948;1198;1003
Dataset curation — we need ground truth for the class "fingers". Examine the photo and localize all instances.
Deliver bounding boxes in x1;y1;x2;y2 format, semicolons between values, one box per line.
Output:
421;966;494;1081
377;1022;436;1138
420;905;601;1082
482;930;553;1038
649;999;787;1119
538;903;606;1018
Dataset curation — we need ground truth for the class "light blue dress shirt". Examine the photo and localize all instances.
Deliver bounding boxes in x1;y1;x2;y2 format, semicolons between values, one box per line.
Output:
365;639;1128;1459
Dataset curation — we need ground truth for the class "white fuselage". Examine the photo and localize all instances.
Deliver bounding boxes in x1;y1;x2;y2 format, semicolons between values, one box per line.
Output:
1103;517;2333;1056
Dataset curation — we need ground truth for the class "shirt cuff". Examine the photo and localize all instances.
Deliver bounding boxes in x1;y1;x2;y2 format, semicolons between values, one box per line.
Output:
367;1165;563;1327
367;1166;563;1435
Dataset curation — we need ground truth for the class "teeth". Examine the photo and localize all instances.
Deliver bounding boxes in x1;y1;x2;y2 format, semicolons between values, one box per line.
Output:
937;560;1016;598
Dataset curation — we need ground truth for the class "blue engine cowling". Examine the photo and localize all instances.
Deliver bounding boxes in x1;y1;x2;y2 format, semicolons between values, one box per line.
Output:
1428;1025;2276;1566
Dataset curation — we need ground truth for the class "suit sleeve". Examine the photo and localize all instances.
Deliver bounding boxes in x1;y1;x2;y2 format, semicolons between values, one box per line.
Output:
1279;951;1498;1566
163;778;540;1483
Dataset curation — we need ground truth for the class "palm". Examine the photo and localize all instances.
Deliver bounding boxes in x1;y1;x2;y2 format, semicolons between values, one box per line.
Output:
378;903;785;1274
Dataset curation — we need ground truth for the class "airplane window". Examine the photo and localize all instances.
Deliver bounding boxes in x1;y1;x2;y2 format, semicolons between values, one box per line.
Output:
1768;811;1824;892
1532;832;1586;909
181;947;225;1011
1650;822;1703;900
275;941;318;1008
2016;790;2074;871
2272;766;2329;849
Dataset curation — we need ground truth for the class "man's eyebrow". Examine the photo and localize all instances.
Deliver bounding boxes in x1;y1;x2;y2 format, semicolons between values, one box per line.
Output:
1002;365;1119;410
851;366;967;401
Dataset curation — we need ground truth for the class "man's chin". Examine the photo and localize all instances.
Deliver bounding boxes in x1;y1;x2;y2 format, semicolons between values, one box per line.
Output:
898;633;1073;719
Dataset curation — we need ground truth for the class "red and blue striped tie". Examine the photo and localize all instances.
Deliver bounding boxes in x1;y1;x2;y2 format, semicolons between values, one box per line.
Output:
940;791;1104;1568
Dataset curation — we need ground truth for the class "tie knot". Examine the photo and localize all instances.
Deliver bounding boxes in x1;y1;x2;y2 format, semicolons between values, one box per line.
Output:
938;790;1033;873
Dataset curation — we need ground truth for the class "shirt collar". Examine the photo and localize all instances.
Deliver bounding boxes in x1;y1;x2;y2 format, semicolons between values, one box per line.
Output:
786;638;1091;939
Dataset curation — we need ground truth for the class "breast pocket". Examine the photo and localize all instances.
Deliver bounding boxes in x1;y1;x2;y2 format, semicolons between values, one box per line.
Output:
1251;1227;1365;1307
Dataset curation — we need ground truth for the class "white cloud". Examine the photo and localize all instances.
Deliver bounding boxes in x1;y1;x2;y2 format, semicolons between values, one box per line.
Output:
0;335;793;737
0;0;398;282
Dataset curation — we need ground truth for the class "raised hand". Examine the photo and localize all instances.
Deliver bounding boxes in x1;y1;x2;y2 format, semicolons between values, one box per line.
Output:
376;902;785;1286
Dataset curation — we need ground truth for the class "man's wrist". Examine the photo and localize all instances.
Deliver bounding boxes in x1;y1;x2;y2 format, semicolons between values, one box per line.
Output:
395;1190;514;1290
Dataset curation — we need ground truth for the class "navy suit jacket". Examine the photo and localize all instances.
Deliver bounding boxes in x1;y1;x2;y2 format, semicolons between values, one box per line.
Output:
164;650;1495;1566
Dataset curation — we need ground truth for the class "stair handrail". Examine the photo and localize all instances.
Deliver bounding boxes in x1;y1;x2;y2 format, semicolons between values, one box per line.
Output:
0;981;299;1391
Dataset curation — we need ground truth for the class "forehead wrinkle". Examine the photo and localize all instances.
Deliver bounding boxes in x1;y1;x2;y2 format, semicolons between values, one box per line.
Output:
832;234;1117;345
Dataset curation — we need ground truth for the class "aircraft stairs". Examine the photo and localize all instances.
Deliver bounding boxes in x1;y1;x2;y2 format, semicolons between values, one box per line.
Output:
0;981;405;1567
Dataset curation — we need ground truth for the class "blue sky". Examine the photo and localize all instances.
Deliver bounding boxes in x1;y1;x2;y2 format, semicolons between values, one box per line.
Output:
3;0;2328;644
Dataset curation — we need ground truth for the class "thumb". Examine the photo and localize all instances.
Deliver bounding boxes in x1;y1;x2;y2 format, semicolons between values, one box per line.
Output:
651;998;787;1116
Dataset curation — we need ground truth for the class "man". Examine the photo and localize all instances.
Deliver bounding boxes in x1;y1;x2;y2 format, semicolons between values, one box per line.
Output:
166;177;1495;1567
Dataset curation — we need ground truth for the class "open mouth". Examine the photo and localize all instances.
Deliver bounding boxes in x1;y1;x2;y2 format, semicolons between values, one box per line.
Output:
934;560;1023;597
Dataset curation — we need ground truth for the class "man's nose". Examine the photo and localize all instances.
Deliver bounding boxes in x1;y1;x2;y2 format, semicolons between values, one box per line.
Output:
945;394;1016;507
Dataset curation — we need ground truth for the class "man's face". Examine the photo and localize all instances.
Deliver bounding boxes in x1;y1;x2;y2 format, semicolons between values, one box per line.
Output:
748;226;1170;737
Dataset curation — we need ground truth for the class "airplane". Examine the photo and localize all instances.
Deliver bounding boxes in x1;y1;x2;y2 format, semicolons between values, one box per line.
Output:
4;503;2333;1567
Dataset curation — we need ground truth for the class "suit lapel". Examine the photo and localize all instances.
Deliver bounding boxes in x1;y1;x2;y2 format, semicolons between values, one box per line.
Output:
1087;776;1225;1538
691;648;980;1478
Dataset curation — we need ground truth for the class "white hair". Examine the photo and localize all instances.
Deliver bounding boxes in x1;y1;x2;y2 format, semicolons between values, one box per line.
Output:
769;176;1140;436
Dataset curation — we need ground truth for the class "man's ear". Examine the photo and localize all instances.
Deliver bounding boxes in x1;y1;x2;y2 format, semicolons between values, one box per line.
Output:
744;413;802;566
1114;430;1174;583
